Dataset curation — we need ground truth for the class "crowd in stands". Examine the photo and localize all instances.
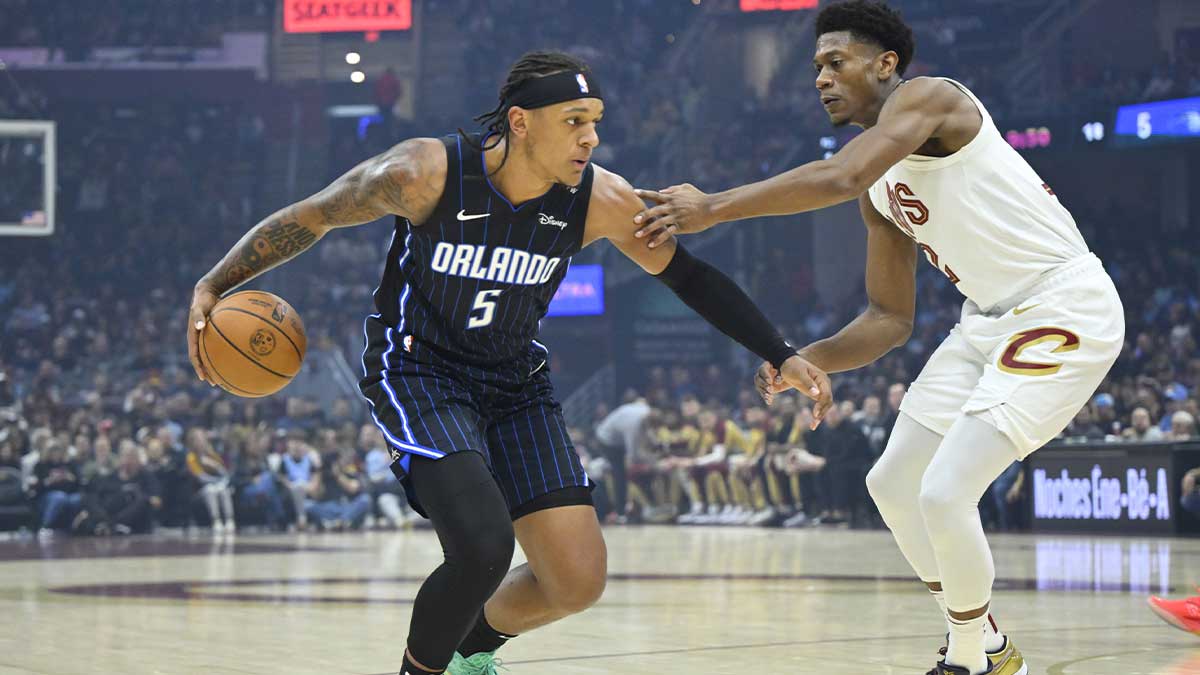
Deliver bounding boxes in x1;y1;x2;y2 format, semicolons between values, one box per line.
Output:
1;2;1199;538
0;0;272;53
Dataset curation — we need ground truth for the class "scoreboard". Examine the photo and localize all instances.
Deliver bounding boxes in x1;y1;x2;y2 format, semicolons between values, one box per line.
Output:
1114;96;1200;146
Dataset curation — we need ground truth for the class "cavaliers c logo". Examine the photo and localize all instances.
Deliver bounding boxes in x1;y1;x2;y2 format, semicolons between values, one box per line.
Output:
249;329;277;357
998;327;1080;376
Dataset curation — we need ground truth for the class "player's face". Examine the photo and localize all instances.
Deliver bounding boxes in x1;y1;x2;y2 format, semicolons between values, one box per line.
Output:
813;31;889;127
527;98;603;186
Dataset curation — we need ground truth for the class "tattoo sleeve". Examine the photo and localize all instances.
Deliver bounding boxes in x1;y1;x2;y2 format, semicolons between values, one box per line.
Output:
195;139;437;295
199;208;323;295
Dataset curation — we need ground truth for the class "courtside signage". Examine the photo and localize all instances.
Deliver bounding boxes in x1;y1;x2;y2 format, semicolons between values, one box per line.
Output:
283;1;412;33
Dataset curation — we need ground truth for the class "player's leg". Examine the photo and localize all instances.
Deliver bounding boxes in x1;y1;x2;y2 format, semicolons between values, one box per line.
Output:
923;267;1124;674
453;373;603;668
485;501;606;632
357;391;504;667
361;318;510;674
400;452;515;674
918;413;1021;674
865;412;945;599
867;322;983;629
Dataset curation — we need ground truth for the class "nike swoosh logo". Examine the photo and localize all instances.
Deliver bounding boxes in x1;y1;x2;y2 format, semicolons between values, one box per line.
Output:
456;210;490;221
1013;304;1041;315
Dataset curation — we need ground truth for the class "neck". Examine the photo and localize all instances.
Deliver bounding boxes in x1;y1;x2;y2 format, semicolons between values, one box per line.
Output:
485;137;554;205
859;78;904;129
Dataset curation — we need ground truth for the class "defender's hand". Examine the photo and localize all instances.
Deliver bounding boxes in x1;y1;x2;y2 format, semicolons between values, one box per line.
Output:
777;355;834;429
756;362;788;406
188;284;220;386
632;184;717;248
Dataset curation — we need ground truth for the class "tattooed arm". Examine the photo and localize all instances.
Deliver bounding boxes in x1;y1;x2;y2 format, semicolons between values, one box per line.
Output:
187;137;446;384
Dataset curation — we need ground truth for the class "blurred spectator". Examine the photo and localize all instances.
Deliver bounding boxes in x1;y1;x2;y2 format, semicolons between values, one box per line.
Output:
73;442;159;535
1169;411;1197;441
234;431;288;531
185;428;236;533
807;404;871;526
1182;467;1200;518
144;435;190;527
593;397;654;522
359;424;416;529
1123;407;1166;442
31;439;81;534
306;448;372;531
987;462;1025;532
280;431;322;531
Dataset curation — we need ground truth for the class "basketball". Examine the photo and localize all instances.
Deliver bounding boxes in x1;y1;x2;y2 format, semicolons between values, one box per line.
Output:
198;291;306;398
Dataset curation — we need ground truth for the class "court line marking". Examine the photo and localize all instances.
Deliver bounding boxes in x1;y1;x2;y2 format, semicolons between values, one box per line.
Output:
1045;644;1199;674
363;622;1173;674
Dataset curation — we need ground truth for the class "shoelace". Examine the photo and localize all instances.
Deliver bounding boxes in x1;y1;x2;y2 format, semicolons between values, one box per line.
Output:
466;656;508;675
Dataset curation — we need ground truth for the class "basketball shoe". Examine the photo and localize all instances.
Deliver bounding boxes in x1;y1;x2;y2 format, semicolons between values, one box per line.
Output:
926;661;993;675
447;651;503;675
939;635;1027;675
1147;593;1200;636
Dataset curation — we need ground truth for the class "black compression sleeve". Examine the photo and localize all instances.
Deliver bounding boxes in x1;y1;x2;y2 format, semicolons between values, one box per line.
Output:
654;244;796;369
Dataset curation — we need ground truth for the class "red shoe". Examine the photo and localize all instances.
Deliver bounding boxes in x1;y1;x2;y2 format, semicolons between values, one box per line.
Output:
1147;595;1200;635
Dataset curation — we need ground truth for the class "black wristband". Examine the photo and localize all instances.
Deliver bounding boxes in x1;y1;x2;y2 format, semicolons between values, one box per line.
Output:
654;244;796;369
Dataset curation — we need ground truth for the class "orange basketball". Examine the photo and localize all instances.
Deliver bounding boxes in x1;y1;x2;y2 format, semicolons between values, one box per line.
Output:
198;291;306;398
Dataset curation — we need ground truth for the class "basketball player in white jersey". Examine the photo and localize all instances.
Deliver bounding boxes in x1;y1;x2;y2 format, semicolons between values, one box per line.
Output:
630;2;1123;674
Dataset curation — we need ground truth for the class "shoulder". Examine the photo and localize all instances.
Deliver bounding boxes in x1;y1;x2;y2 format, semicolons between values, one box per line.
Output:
882;77;968;117
369;137;448;224
373;137;447;186
590;165;643;214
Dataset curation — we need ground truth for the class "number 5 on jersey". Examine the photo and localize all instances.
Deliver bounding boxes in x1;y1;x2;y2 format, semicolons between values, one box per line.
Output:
468;289;503;329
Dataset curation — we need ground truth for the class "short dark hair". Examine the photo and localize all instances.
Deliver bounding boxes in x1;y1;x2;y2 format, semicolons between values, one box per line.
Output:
460;50;592;168
815;0;914;77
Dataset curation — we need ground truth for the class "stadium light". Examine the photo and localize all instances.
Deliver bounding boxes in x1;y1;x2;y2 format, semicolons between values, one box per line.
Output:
345;52;361;65
351;71;365;84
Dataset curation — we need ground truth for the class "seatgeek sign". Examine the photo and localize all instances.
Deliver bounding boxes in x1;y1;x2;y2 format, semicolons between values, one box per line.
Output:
283;1;411;33
1032;457;1173;534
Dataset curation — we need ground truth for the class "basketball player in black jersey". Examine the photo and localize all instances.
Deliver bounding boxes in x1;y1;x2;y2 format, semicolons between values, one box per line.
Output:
186;51;831;675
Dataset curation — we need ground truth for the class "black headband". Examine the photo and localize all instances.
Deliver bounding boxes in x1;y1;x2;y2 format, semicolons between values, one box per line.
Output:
505;71;603;110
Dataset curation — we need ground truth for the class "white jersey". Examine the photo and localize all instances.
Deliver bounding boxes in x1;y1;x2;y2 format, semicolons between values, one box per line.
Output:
866;78;1090;311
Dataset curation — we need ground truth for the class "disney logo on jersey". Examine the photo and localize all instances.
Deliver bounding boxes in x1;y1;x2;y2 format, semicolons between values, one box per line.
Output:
430;241;563;286
537;213;568;230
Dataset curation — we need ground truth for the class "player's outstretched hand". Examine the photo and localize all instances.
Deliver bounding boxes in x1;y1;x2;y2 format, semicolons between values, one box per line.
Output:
632;183;717;248
756;362;785;406
188;284;220;386
756;356;833;429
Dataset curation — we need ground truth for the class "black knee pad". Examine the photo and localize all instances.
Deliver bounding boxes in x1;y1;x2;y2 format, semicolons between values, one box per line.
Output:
410;452;515;593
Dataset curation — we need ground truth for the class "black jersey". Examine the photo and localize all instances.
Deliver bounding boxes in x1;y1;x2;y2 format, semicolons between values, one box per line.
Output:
371;134;594;368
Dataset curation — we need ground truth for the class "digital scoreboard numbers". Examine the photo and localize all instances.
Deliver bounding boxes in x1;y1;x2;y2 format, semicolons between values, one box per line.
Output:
1114;96;1200;146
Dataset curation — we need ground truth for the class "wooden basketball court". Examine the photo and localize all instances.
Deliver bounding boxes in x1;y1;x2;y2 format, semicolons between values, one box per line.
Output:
2;527;1197;674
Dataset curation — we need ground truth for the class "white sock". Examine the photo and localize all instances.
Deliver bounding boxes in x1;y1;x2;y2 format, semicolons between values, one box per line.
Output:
946;615;988;674
930;587;951;634
983;613;1006;653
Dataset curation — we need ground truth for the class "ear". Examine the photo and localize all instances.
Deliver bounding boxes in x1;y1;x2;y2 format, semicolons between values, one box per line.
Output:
508;106;530;139
876;50;900;81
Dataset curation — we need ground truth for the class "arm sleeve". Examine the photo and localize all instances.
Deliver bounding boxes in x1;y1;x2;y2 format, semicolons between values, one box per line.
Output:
654;244;796;368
